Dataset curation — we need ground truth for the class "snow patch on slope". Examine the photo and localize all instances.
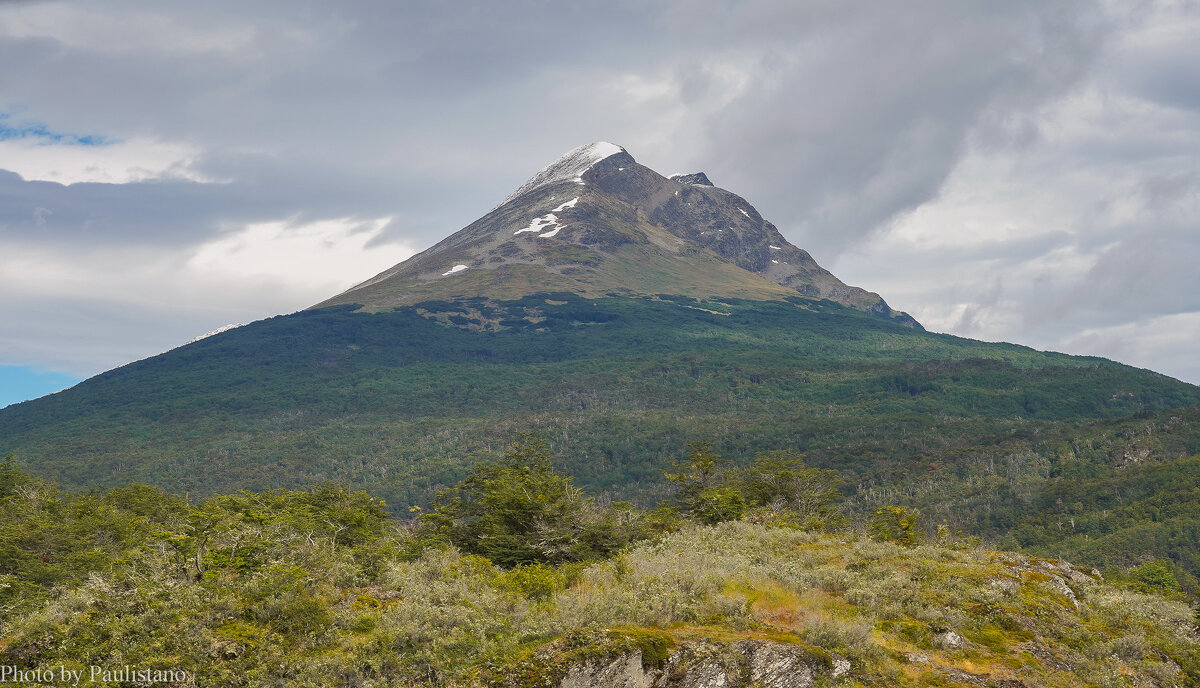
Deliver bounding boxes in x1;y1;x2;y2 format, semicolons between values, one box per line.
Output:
441;264;469;276
498;142;625;206
515;196;581;238
516;214;559;235
552;197;579;212
515;213;569;239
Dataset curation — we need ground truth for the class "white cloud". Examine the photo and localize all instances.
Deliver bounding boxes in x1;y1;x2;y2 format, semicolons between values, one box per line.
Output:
1;214;411;310
0;137;210;184
187;216;412;293
0;216;413;375
830;1;1200;384
1060;312;1200;384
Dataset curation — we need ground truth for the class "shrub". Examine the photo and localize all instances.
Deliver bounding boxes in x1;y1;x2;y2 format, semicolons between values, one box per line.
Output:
499;562;574;601
667;445;841;528
737;450;842;526
869;506;919;546
689;487;748;525
1128;560;1181;595
420;435;650;566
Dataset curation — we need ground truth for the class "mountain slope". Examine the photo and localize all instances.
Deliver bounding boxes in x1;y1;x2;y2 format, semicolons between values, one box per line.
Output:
1;295;1195;504
317;143;918;327
3;143;1200;589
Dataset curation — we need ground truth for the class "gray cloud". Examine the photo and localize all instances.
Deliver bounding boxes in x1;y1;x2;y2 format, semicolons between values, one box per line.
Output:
679;0;1107;258
2;0;1106;255
1026;191;1200;333
0;0;1198;385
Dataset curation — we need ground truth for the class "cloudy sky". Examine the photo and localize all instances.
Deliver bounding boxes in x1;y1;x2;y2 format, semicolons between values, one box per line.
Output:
2;0;1199;406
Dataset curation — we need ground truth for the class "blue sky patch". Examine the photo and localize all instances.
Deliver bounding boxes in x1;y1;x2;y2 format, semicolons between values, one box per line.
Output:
0;113;110;146
0;365;83;409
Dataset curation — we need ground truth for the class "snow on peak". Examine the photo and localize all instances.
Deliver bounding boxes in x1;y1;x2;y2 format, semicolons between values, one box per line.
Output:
441;264;469;276
499;142;627;206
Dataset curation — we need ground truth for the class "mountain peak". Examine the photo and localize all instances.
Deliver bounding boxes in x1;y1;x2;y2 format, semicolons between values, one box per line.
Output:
498;141;629;207
320;143;919;328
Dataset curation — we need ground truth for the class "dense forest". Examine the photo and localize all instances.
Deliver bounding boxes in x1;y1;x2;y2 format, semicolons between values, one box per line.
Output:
6;295;1196;507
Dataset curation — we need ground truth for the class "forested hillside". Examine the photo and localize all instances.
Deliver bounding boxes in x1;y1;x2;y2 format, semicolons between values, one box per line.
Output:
852;403;1200;597
3;295;1194;505
4;294;1200;592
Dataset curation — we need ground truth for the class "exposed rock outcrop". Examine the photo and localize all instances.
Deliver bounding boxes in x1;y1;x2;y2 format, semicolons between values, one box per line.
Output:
554;640;833;688
934;630;965;650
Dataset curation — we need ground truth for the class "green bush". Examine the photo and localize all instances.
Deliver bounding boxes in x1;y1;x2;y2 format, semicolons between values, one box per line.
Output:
689;487;748;525
498;562;577;601
1128;560;1182;595
668;445;841;527
420;435;650;566
869;506;919;546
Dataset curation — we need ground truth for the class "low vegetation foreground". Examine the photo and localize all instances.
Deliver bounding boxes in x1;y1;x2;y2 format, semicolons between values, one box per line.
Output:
1;446;1196;687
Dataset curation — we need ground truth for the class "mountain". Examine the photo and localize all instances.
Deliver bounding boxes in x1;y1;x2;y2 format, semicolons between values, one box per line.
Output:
317;142;919;327
2;142;1200;590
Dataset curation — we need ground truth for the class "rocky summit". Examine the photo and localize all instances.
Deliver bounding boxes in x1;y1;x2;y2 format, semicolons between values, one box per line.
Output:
317;142;920;328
